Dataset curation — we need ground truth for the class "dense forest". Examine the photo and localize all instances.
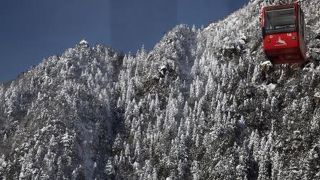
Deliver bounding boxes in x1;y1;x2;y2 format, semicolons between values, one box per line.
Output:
1;0;320;179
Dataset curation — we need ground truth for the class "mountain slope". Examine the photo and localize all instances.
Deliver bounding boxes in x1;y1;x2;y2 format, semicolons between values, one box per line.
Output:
1;0;320;179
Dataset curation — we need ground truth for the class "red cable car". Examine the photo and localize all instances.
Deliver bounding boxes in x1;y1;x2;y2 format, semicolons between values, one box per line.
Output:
261;2;307;64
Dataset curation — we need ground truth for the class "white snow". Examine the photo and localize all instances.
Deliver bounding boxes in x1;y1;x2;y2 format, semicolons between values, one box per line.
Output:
259;83;276;97
79;39;88;45
314;92;320;99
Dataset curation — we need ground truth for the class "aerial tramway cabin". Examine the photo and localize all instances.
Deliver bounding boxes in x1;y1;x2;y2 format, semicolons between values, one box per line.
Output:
261;2;307;64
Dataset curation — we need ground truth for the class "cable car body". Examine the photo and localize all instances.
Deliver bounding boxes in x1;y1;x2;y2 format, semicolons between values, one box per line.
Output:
261;2;307;64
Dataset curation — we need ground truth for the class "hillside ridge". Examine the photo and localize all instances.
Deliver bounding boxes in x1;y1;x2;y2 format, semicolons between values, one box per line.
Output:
1;0;320;179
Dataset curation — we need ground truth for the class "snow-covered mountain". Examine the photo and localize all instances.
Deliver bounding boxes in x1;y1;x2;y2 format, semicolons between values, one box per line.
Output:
1;0;320;179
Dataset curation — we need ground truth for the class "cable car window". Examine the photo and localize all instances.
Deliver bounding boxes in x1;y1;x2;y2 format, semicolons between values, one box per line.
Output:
265;8;296;34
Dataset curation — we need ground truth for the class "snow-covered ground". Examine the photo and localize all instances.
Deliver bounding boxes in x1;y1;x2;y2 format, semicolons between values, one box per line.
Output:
0;0;320;179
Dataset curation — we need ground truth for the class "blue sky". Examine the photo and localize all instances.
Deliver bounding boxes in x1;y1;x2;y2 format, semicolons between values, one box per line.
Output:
0;0;248;83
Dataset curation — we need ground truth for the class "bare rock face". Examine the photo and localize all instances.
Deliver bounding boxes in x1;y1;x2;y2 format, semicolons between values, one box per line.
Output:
1;0;320;179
